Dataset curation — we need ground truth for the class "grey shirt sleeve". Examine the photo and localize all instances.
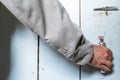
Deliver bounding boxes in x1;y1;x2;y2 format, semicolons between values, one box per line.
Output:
1;0;93;65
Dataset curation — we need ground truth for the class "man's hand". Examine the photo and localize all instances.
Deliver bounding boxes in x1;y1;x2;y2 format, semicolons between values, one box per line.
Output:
89;45;113;73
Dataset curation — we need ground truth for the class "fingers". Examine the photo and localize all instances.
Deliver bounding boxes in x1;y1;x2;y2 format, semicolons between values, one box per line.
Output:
100;60;113;72
102;60;113;68
106;55;113;61
100;65;111;72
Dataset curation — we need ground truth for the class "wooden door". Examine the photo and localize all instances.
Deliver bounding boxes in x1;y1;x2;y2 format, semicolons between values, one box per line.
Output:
81;0;120;80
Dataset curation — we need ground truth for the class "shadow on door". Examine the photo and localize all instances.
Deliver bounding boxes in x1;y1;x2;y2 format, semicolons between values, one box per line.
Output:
0;3;20;80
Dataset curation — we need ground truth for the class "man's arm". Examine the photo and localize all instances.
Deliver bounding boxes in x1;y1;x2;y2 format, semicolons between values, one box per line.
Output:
1;0;112;72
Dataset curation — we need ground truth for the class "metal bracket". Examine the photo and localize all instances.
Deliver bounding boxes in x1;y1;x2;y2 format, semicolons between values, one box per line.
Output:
94;6;119;15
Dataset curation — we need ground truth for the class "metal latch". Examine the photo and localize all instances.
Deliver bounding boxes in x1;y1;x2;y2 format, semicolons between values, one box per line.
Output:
94;6;119;15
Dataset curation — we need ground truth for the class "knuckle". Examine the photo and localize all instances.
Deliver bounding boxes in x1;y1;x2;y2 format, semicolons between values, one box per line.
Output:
104;53;109;57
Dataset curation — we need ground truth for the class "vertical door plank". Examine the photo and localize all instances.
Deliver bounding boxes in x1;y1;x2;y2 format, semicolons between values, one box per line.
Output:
81;0;120;80
39;41;79;80
39;0;80;80
0;4;38;80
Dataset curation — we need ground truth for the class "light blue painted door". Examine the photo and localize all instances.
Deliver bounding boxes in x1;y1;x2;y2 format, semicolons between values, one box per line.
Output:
1;1;80;80
39;0;80;80
81;0;120;80
0;3;38;80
